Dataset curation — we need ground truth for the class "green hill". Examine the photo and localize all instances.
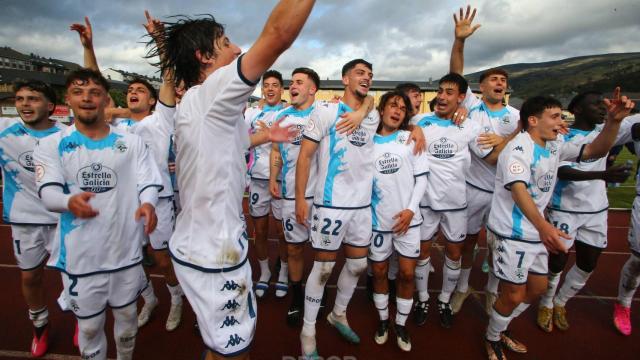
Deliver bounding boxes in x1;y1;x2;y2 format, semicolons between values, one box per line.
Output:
465;52;640;99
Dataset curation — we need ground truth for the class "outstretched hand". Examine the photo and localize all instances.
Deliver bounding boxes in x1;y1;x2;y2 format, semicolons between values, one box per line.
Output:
454;5;481;40
143;10;165;43
70;17;93;49
605;87;636;124
255;118;298;143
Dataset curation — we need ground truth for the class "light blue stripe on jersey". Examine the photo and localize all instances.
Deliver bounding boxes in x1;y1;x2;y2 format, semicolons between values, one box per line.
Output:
371;178;382;229
280;143;290;197
373;131;400;144
56;211;79;271
0;122;61;139
511;204;524;239
416;114;455;128
551;179;570;208
58;130;123;155
323;103;350;206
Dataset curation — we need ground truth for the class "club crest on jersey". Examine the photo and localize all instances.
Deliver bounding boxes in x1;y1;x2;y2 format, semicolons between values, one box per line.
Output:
375;152;402;174
501;116;511;125
77;163;118;193
396;132;409;144
347;125;369;147
114;140;128;153
429;137;457;159
291;123;305;145
18;151;35;172
305;119;316;132
536;171;554;192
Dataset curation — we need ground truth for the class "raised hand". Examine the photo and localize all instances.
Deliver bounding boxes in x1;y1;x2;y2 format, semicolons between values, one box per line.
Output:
143;10;165;43
605;87;636;123
454;5;481;40
70;16;93;49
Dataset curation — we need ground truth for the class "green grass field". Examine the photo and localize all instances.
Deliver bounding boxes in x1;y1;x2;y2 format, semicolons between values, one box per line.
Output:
607;147;637;209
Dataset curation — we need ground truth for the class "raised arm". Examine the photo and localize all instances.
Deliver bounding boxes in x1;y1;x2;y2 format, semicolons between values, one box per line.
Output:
144;10;176;107
241;0;315;83
70;17;99;71
557;164;631;183
449;5;481;75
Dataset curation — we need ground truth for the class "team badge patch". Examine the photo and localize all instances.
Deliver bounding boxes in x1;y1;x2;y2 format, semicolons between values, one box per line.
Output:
509;161;525;174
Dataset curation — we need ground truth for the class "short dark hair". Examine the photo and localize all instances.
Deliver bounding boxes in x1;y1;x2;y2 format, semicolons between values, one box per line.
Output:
341;59;372;77
439;72;468;94
292;67;320;90
65;68;110;92
567;90;602;114
519;96;563;130
262;70;283;86
148;15;225;89
128;78;158;101
377;90;412;132
395;82;421;95
479;68;509;83
13;80;57;115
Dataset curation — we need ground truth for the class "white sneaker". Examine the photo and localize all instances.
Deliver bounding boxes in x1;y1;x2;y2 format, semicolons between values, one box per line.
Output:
137;298;158;328
165;301;183;331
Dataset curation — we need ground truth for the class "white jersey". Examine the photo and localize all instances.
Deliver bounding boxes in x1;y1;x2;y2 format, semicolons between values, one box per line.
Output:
276;105;317;200
411;113;488;211
371;130;429;232
466;102;520;192
245;103;284;180
170;56;256;271
0;117;65;225
302;101;380;209
487;131;584;242
114;118;136;132
34;125;163;276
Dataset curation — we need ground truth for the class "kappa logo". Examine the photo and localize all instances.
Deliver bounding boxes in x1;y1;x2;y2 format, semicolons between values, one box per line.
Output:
18;151;35;172
77;163;118;193
513;146;524;153
220;299;241;311
497;256;505;265
220;280;241;291
63;141;79;152
225;334;246;348
219;316;241;328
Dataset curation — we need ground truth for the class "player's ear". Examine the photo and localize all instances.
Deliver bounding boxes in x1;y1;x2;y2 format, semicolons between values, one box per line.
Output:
342;74;349;87
528;115;538;128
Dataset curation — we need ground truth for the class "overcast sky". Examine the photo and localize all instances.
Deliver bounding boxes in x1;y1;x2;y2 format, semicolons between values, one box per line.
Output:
1;0;639;82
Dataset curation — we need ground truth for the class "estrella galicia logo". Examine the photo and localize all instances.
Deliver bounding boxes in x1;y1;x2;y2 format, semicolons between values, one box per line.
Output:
429;137;458;159
375;152;402;174
77;163;117;193
18;151;35;172
536;171;555;192
347;125;370;147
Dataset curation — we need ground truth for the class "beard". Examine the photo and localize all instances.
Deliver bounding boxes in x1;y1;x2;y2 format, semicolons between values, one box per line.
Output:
75;114;99;125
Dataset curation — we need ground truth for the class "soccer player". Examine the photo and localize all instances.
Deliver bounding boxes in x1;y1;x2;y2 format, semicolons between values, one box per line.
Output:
538;91;634;332
369;90;428;352
34;68;162;360
447;6;521;315
269;67;320;324
245;70;288;299
483;90;634;360
396;83;423;116
155;2;315;358
0;80;67;356
410;72;492;329
71;13;184;331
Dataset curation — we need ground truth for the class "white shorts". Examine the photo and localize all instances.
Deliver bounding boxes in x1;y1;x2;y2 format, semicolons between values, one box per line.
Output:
369;226;421;262
309;205;372;252
419;207;467;243
282;198;312;244
11;224;56;271
148;197;175;250
62;265;146;319
248;180;282;220
466;185;493;235
547;209;608;249
173;259;256;357
628;197;640;256
489;230;548;285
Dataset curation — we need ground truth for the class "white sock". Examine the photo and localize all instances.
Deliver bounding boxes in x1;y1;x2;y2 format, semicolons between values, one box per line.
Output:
333;257;367;316
554;265;591;307
415;257;431;302
373;293;389;321
485;271;499;295
28;307;49;328
113;303;137;360
457;267;472;293
278;260;289;284
395;297;413;326
486;307;512;342
540;271;561;308
510;302;530;319
302;261;335;336
258;259;271;283
78;312;107;360
141;279;157;304
618;255;640;308
167;284;184;305
388;252;399;281
439;255;461;303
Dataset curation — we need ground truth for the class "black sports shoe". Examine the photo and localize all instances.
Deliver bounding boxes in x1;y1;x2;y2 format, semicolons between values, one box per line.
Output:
413;300;429;326
374;319;389;345
394;324;411;352
485;338;507;360
437;299;453;329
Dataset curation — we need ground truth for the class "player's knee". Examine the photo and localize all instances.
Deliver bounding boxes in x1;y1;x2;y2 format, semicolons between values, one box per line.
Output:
444;255;461;270
287;244;303;260
21;269;43;287
79;320;102;341
397;267;414;284
117;330;136;349
501;286;526;308
575;258;597;273
548;252;568;274
371;263;388;280
346;257;367;277
317;261;336;286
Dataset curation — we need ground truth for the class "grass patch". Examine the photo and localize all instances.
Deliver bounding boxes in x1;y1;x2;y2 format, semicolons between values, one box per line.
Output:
607;147;637;209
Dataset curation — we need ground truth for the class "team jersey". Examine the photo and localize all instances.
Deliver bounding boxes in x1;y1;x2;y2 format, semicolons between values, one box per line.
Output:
465;101;520;192
411;113;489;211
371;130;429;232
303;101;380;209
0;117;65;225
170;55;257;271
114;118;136;132
33;125;163;276
487;131;584;242
245;103;284;180
276;105;317;200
